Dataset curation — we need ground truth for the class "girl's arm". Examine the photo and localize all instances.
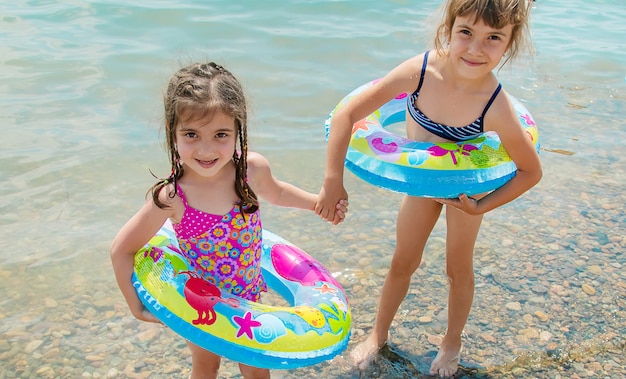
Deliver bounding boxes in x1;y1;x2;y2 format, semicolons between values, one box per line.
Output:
110;189;174;323
316;55;424;221
246;151;348;224
247;151;318;210
439;92;542;214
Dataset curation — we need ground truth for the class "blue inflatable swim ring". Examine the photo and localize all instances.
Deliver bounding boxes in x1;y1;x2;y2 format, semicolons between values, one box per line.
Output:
132;220;351;369
325;79;540;198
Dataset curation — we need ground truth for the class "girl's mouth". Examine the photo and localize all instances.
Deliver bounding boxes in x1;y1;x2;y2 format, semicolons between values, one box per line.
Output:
196;158;218;168
462;58;484;67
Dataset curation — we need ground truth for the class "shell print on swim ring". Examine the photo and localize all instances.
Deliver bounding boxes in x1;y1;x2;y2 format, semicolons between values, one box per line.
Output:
325;79;540;198
132;220;351;369
252;313;288;343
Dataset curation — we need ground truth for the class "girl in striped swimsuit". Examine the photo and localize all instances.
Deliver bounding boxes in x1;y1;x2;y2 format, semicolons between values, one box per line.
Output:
317;0;542;377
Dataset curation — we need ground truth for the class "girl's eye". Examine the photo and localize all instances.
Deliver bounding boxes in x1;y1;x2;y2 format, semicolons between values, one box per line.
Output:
216;132;228;138
488;35;501;41
184;132;197;138
460;29;471;36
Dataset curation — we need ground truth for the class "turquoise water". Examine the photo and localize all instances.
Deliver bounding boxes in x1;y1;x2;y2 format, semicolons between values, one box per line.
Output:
1;1;624;378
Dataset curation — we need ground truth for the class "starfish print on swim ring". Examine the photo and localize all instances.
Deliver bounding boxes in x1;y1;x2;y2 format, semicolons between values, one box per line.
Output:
233;311;261;340
314;283;337;294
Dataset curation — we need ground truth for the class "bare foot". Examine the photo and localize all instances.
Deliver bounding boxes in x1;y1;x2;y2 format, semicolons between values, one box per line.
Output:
349;334;384;370
429;343;461;378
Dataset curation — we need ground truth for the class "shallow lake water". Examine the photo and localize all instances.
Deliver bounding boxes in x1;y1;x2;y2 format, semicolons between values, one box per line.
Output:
0;0;624;378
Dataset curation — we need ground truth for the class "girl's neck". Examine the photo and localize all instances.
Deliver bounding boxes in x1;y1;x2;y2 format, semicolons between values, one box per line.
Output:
177;160;239;215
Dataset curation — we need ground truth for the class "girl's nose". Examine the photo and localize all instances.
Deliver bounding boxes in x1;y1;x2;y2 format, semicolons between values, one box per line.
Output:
467;39;483;56
197;140;213;156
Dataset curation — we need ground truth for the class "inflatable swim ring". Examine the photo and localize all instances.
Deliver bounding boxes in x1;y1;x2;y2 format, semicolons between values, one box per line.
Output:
325;79;540;198
132;220;351;369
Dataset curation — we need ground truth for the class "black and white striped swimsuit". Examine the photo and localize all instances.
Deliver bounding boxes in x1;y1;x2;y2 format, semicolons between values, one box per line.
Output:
407;50;502;142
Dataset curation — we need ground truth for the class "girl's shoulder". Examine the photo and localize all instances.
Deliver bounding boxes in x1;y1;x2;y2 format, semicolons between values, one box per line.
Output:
381;52;430;94
244;151;274;189
392;52;429;75
246;151;270;171
484;87;521;132
154;182;184;214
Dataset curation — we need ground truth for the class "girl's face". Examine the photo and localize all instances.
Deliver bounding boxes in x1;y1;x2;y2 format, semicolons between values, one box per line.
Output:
175;109;237;179
448;14;513;78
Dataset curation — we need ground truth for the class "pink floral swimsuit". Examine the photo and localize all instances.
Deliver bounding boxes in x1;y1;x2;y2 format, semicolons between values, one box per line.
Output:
172;184;267;301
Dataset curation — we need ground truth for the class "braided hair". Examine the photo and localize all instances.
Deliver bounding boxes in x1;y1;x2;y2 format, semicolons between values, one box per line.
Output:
149;62;259;215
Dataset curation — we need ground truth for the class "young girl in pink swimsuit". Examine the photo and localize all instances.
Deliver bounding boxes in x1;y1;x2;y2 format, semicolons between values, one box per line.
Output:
317;0;541;377
110;62;348;379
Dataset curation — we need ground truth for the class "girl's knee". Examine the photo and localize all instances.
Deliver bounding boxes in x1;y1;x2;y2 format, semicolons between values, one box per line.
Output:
389;249;424;277
445;268;474;288
389;259;419;278
445;249;474;285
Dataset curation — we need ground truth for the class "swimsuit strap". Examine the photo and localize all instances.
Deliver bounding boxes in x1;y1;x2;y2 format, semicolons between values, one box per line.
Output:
480;83;502;118
176;183;190;208
416;50;430;93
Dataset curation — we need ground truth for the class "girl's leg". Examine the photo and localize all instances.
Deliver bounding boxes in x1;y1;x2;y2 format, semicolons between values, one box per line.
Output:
351;196;442;368
430;205;483;377
238;363;270;379
186;341;221;379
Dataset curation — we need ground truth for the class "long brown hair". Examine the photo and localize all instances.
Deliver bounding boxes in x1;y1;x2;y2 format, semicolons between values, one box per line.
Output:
149;62;258;214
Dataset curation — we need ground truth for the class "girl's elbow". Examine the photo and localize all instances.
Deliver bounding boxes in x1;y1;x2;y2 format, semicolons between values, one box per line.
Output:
534;166;543;183
109;239;129;261
109;244;122;262
516;166;542;188
109;240;118;258
528;167;543;187
537;169;543;183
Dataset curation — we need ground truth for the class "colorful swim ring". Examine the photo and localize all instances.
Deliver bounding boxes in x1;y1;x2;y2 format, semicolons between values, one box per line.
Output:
132;220;351;369
325;79;540;198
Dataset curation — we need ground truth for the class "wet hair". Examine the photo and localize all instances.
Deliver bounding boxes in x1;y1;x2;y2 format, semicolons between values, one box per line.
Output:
433;0;534;67
149;62;259;215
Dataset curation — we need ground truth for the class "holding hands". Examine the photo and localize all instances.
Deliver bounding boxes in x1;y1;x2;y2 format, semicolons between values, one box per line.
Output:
328;198;349;225
316;179;349;225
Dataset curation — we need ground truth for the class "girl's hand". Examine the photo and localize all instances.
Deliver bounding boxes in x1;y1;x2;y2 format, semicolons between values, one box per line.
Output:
332;199;349;225
132;306;162;324
436;194;480;215
316;181;349;224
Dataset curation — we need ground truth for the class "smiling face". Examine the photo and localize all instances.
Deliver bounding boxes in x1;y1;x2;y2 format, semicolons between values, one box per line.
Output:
434;0;532;69
175;109;238;179
448;14;513;79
